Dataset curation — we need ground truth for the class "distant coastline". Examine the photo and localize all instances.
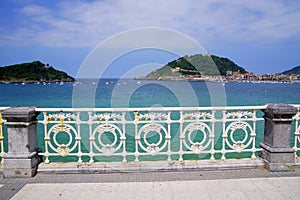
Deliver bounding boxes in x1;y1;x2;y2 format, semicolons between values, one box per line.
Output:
134;76;300;83
135;54;300;83
0;79;74;84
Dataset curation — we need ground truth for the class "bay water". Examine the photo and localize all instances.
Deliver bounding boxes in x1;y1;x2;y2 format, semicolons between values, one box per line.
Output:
0;79;299;108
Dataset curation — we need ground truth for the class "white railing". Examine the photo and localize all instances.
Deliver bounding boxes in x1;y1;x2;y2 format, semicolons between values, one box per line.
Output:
1;105;299;165
293;105;300;158
35;106;266;164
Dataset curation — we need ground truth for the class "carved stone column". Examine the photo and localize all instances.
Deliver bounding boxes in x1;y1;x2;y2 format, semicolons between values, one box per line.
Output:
259;104;297;172
2;107;41;178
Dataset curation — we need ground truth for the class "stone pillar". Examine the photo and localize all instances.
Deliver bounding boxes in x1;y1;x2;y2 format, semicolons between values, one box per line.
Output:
259;104;297;172
2;107;41;178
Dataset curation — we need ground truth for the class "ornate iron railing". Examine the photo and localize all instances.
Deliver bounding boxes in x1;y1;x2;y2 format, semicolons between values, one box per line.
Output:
35;106;266;164
1;105;299;165
293;105;300;158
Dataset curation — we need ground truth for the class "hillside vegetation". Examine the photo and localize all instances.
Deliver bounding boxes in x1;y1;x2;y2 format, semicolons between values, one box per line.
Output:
0;61;75;82
282;66;300;74
146;54;247;79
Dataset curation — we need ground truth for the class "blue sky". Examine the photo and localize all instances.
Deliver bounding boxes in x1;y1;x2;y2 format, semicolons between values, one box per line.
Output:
1;0;300;78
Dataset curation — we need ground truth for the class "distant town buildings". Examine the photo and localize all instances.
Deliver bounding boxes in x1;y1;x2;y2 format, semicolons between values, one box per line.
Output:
224;71;300;82
176;69;300;82
140;69;300;82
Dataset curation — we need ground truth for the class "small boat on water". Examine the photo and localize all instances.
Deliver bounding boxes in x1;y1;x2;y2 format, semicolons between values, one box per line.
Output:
72;81;80;86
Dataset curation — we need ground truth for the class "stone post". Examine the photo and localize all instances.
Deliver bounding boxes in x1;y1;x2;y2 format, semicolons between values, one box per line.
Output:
259;104;297;172
2;107;41;178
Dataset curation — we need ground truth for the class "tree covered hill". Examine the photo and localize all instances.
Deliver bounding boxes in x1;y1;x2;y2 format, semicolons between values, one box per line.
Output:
0;61;75;82
145;54;247;79
282;66;300;74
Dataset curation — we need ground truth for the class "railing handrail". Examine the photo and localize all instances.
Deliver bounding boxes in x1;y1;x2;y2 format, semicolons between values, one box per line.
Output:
0;104;297;113
35;105;268;112
0;107;10;111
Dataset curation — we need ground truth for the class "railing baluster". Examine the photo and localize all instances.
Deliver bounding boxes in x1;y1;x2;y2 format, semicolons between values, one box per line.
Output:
134;111;139;162
121;111;127;163
43;111;50;164
0;113;5;164
88;112;94;164
221;110;227;160
76;111;82;164
166;111;171;163
210;110;216;160
251;109;257;159
179;110;184;162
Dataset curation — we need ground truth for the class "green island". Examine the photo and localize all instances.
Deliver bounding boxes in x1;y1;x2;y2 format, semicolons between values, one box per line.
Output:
140;54;247;80
0;61;75;83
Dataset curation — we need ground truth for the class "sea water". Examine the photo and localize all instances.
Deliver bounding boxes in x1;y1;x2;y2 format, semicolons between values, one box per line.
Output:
0;79;299;108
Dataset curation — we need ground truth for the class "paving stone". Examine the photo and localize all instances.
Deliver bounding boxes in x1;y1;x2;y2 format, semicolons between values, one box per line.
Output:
1;169;300;200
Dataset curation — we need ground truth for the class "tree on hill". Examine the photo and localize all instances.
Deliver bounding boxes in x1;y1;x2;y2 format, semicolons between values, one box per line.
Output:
211;55;246;75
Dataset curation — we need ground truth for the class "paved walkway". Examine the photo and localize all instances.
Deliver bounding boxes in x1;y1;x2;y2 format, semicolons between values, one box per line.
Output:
1;168;300;200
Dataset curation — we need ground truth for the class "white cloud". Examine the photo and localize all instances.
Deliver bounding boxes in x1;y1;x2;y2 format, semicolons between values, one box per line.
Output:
1;0;300;48
20;4;52;16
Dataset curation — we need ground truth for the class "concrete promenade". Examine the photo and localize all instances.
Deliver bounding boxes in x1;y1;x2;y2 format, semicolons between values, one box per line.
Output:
1;168;300;200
